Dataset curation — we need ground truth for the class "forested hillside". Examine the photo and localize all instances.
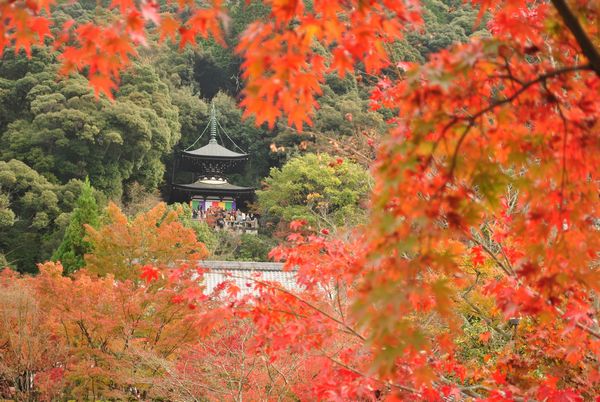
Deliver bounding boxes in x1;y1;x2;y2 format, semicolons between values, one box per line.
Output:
1;0;598;400
0;0;482;272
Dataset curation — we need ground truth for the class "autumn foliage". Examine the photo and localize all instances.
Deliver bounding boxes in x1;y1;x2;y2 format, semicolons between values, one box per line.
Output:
0;0;228;99
0;214;308;400
83;202;207;280
0;260;202;400
1;0;600;400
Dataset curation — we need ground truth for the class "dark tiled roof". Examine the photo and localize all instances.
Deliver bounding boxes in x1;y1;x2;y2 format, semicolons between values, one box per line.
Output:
182;141;248;159
172;181;254;192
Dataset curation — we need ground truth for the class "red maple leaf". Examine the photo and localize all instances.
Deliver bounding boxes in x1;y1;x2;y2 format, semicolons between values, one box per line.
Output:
332;47;354;77
140;265;160;283
289;220;307;231
479;331;492;343
471;245;485;267
88;74;117;100
29;17;53;43
178;26;196;49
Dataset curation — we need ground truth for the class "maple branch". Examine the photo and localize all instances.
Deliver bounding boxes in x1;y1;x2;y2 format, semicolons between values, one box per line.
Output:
491;74;524;86
459;270;512;341
472;63;590;121
60;319;71;346
264;307;309;319
459;294;511;340
438;375;484;399
152;307;183;346
151;355;208;400
327;354;489;400
324;354;419;395
479;222;600;341
469;229;600;340
501;55;525;87
573;321;600;340
426;116;460;170
227;274;367;342
551;0;600;75
335;280;347;324
76;320;95;348
445;63;592;180
491;263;600;341
446;122;474;181
496;243;516;277
469;233;516;277
554;306;600;340
266;359;294;395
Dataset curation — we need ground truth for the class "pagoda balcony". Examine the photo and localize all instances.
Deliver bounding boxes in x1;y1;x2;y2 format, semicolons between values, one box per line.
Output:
193;208;259;235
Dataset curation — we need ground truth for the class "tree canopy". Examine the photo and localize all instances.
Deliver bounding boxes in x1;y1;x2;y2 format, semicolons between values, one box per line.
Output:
0;50;181;198
0;159;83;272
0;0;598;400
257;153;372;230
84;202;207;281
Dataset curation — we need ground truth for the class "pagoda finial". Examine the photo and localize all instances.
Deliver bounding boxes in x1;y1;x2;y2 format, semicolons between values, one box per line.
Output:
209;101;217;144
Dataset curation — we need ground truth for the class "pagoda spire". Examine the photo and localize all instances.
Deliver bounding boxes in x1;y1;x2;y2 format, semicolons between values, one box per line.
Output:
209;101;217;144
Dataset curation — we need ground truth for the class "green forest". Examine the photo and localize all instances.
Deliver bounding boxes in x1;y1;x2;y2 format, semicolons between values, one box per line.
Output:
0;0;483;273
1;0;598;400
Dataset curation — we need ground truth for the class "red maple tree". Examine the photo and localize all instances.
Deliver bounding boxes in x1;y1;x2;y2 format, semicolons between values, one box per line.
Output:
1;0;598;399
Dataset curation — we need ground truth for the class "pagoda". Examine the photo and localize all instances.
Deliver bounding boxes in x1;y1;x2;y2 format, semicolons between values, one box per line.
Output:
170;103;255;214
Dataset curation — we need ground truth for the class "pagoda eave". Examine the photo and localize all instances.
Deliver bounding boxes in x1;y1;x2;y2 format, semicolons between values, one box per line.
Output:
177;152;248;175
179;151;249;161
171;182;254;196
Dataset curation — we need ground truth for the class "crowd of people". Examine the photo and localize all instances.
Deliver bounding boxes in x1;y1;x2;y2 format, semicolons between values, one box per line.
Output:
193;206;259;231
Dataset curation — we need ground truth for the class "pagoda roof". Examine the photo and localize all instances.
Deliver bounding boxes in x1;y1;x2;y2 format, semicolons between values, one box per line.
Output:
181;139;248;160
172;180;254;195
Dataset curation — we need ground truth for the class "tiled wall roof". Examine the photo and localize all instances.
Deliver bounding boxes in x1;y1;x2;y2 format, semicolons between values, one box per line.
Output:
199;261;300;296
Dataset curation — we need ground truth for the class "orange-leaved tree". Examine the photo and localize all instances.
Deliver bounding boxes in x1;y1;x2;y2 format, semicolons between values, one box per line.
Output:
0;0;228;99
233;0;600;399
0;263;315;400
1;258;226;400
231;0;600;399
84;202;207;280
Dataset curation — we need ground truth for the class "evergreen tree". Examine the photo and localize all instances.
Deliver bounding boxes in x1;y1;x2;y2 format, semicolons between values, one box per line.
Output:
0;159;83;273
52;178;99;274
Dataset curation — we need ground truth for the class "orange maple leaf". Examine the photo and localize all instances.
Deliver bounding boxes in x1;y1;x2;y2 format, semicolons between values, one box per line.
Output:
479;331;492;343
158;14;180;43
332;47;354;77
178;26;196;49
29;17;53;44
89;74;117;100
